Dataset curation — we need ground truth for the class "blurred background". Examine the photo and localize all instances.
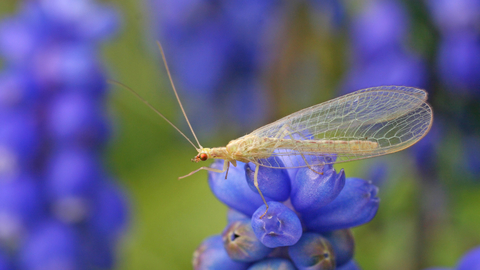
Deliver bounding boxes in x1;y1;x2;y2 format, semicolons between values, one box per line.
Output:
1;0;480;269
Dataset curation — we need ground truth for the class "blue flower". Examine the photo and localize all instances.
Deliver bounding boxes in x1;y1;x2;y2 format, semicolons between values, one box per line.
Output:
288;232;335;269
193;235;251;270
342;0;427;93
19;220;81;270
208;161;271;216
424;245;480;270
0;1;128;268
147;0;286;138
248;258;296;270
437;31;480;96
350;0;409;62
201;158;379;268
302;177;379;232
222;219;272;262
457;246;480;270
251;201;303;248
425;0;480;34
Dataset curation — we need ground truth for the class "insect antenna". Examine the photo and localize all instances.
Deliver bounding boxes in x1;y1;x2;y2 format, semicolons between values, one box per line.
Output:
107;79;200;151
156;41;203;149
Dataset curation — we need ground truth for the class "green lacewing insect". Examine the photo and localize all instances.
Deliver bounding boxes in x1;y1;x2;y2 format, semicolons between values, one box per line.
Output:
110;42;433;218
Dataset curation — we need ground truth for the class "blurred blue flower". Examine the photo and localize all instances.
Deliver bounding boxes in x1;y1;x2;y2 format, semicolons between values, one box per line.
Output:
199;158;379;268
0;1;127;269
342;0;427;93
411;121;443;175
425;0;480;34
463;136;480;176
437;31;480;96
350;0;409;62
19;220;81;270
148;0;289;138
423;245;480;270
457;246;480;270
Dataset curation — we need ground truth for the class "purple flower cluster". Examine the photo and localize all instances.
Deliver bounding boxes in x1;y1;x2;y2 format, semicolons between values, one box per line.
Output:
425;245;480;270
193;156;379;269
342;0;427;93
426;0;480;96
0;1;128;269
147;0;289;138
424;0;480;178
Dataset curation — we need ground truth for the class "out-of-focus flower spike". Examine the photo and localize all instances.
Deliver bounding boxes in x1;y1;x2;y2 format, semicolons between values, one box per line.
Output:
0;71;37;111
251;202;302;248
193;235;250;270
457;246;480;270
350;0;409;62
0;110;39;175
45;148;101;223
303;178;379;232
437;31;480;96
47;92;109;147
0;175;43;248
88;179;129;241
0;249;13;270
19;220;81;270
288;232;335;270
0;18;38;65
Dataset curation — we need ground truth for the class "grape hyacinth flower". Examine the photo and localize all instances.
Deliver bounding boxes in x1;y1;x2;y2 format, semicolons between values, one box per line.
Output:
194;155;378;269
342;0;427;93
147;0;289;138
0;1;128;269
426;0;480;97
424;245;480;270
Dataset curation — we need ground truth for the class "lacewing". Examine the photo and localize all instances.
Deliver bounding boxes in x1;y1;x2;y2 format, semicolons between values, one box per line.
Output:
110;42;433;218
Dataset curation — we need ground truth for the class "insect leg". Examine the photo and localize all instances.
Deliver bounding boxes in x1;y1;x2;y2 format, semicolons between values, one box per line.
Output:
224;162;231;179
253;163;269;219
178;160;229;180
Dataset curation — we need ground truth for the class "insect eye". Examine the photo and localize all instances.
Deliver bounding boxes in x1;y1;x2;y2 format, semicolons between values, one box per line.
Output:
199;153;208;161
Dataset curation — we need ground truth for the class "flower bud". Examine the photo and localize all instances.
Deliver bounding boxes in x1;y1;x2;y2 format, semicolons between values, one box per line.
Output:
251;202;302;248
209;160;271;216
304;178;379;232
288;232;335;270
248;258;296;270
291;166;345;214
193;235;250;270
245;158;291;202
222;220;272;262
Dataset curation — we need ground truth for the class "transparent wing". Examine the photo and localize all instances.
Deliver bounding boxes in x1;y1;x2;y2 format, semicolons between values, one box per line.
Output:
243;86;433;168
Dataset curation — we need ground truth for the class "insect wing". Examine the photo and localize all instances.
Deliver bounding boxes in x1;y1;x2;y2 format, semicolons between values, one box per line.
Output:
246;86;433;168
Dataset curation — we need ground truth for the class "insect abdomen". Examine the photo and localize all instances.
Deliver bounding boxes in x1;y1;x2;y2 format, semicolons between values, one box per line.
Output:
266;138;379;153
